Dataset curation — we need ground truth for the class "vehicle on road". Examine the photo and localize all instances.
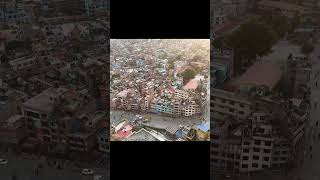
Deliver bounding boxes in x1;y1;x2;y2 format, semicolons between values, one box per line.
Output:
225;174;231;178
94;175;104;180
81;168;94;175
0;159;8;165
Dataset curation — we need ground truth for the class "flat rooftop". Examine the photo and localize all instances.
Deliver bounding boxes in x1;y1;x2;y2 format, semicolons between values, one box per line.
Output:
124;128;168;141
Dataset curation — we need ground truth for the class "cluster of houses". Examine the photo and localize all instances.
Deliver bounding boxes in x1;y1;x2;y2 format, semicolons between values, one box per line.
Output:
0;0;109;162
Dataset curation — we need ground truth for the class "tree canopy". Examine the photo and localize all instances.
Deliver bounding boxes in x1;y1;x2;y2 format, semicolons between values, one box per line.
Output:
301;42;314;55
180;68;197;84
224;18;277;74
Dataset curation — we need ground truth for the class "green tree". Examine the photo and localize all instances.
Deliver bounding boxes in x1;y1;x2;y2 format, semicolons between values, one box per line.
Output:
301;42;314;55
181;68;196;84
260;12;290;38
290;13;301;33
212;36;224;49
225;18;277;74
168;60;175;70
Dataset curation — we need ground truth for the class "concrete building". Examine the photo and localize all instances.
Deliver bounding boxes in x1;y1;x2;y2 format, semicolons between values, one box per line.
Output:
124;128;169;141
97;128;109;155
9;56;37;72
211;120;242;174
284;54;311;97
211;88;252;121
0;115;27;145
212;48;234;86
258;0;310;18
22;87;68;142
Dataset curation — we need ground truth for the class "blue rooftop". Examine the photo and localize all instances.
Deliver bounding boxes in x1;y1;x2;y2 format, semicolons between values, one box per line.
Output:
196;121;210;132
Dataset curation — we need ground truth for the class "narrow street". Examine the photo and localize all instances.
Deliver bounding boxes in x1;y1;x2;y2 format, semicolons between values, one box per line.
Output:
0;151;109;180
111;110;206;130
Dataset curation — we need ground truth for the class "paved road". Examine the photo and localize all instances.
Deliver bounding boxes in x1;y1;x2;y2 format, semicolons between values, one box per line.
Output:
295;42;320;180
0;153;109;180
111;109;207;130
261;40;300;65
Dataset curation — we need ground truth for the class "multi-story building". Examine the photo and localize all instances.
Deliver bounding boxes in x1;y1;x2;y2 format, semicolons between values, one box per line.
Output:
0;115;27;146
212;48;234;86
284;54;311;97
174;89;189;100
211;88;252;121
150;98;174;115
9;56;37;72
240;118;274;172
211;0;228;28
48;0;86;15
97;128;109;155
257;0;310;18
68;111;106;152
211;120;242;174
22;87;68;142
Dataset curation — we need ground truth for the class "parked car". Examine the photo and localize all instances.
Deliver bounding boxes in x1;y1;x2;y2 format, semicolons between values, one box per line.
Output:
0;159;8;165
81;168;94;175
225;174;231;179
94;175;104;180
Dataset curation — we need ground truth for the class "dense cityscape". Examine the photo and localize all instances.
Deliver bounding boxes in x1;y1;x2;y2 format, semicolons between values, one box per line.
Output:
0;0;109;180
211;0;320;179
110;39;210;141
3;0;320;179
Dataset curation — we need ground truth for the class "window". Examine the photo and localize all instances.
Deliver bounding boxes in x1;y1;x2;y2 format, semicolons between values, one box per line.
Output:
212;143;219;148
280;157;286;161
239;111;244;115
242;156;249;160
252;163;258;168
265;141;272;146
221;99;226;103
212;158;218;163
254;140;261;145
227;154;234;158
240;104;244;108
282;151;287;155
253;148;260;152
264;157;270;161
229;108;234;113
242;164;248;168
236;155;240;159
253;155;259;160
273;157;278;161
244;141;250;145
230;101;235;105
243;148;249;153
275;151;280;155
264;149;271;153
26;111;40;118
211;135;220;140
262;165;268;168
212;151;219;156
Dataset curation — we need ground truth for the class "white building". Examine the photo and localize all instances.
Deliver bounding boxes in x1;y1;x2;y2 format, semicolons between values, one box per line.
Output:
9;56;36;72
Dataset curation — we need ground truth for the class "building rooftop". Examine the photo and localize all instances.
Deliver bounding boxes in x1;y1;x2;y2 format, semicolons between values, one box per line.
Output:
183;79;198;90
258;0;309;11
23;87;67;113
125;128;168;141
234;62;282;90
